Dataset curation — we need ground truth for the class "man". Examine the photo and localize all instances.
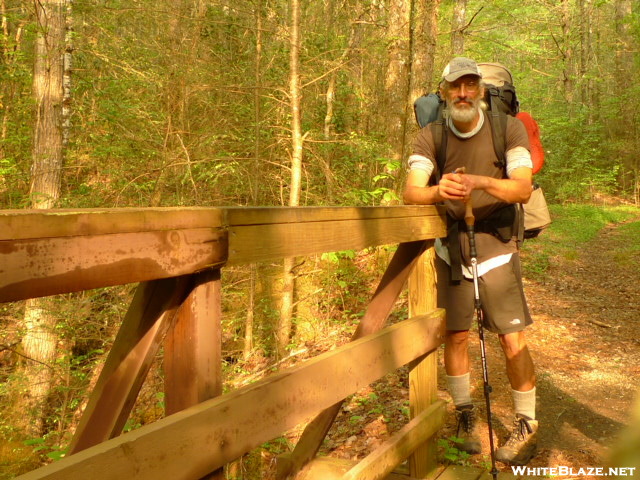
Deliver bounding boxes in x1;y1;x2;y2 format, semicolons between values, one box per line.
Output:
403;57;538;466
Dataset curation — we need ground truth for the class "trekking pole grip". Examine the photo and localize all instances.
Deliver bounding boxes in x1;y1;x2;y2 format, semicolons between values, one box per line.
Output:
455;167;478;259
465;201;478;260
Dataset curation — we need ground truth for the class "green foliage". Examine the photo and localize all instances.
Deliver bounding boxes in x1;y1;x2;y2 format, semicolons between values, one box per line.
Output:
321;250;356;264
23;436;67;462
610;221;640;268
260;437;291;455
343;157;401;206
521;204;639;279
437;436;471;466
545;204;634;244
535;113;621;203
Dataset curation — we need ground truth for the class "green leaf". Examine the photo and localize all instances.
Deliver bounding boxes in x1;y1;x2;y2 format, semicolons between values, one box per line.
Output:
23;438;46;446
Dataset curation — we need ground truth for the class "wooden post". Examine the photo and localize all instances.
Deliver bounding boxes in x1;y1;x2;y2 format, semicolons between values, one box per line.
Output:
164;268;223;479
164;269;223;413
407;241;440;479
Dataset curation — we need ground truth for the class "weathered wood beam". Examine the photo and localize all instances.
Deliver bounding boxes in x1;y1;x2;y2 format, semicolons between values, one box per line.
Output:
354;240;433;338
0;207;225;240
0;206;445;302
0;206;443;242
293;457;422;480
0;228;227;302
0;206;445;303
291;400;446;480
223;205;443;226
226;210;444;265
164;269;223;414
68;276;194;454
16;312;445;480
407;246;439;479
431;465;491;480
164;269;224;480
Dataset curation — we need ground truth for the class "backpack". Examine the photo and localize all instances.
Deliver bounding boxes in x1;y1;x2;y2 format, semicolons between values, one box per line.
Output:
412;62;550;240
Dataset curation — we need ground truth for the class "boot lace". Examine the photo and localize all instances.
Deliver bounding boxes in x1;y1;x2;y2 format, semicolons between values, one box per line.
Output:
456;408;476;436
504;417;533;446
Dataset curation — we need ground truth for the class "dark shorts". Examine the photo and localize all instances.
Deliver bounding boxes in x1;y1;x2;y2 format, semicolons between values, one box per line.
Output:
436;253;532;334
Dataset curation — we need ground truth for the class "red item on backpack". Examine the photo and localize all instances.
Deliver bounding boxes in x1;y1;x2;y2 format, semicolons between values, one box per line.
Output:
516;112;544;174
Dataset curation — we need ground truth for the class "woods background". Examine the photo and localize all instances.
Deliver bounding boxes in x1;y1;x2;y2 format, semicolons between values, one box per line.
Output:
0;0;638;477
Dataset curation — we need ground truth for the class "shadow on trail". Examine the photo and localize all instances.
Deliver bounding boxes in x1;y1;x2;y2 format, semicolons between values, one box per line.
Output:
498;374;627;466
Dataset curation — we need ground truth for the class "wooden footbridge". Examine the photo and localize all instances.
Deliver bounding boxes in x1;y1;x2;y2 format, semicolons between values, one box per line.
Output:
0;206;532;479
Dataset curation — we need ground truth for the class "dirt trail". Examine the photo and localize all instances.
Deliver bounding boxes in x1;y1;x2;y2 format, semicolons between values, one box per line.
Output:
520;219;640;474
445;218;640;476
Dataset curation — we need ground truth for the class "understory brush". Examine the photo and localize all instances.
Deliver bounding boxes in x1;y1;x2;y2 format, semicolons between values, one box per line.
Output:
520;204;639;280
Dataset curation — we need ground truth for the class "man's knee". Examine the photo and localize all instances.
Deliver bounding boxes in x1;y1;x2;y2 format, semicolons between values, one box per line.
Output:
446;329;471;348
498;331;528;359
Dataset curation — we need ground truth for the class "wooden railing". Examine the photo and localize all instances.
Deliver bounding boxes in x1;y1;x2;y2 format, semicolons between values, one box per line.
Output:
1;205;447;480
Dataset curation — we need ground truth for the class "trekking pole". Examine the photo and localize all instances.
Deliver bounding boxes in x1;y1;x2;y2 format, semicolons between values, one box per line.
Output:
458;168;500;480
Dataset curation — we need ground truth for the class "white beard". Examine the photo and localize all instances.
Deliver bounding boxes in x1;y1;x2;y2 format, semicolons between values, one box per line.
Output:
449;100;481;123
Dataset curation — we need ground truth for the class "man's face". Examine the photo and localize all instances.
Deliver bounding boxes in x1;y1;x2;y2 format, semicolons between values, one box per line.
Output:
441;74;484;123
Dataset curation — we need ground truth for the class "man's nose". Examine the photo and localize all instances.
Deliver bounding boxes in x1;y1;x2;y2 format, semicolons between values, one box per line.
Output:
458;84;471;96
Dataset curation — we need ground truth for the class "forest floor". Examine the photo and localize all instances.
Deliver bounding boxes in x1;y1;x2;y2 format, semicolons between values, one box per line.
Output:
291;216;640;479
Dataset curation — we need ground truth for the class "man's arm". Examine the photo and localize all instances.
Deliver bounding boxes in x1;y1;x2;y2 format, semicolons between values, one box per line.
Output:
403;169;439;205
403;168;472;205
459;166;532;204
404;166;533;206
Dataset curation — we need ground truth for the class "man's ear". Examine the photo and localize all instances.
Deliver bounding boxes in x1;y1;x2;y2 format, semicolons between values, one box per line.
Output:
438;81;446;97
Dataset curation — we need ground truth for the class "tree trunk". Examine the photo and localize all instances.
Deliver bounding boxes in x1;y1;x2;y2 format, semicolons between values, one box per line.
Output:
410;0;439;100
287;0;303;209
578;0;593;119
0;1;26;161
451;0;467;55
614;0;637;201
323;0;335;141
252;1;263;205
29;0;65;210
393;0;439;193
277;0;304;358
244;2;264;361
384;0;411;173
21;0;68;437
560;0;574;108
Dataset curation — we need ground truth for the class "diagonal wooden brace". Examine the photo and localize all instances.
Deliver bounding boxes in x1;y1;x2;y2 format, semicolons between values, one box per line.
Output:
276;240;432;480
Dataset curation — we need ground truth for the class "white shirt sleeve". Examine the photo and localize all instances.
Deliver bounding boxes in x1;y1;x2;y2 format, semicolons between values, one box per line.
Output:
407;154;434;177
506;146;533;177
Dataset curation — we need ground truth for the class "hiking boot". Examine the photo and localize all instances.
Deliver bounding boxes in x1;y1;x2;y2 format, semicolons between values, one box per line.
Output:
454;404;482;454
495;415;539;465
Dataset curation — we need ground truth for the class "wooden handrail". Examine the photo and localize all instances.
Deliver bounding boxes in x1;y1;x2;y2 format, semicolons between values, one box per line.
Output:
0;206;445;303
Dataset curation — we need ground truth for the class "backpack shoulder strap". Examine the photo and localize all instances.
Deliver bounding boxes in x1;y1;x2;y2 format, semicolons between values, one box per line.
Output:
486;87;508;172
429;101;448;183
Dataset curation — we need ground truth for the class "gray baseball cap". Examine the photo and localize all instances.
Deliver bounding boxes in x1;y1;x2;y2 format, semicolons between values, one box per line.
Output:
441;57;482;82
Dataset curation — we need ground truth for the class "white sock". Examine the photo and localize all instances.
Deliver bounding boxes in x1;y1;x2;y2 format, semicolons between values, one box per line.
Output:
512;387;536;420
447;372;472;407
